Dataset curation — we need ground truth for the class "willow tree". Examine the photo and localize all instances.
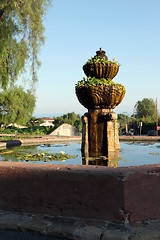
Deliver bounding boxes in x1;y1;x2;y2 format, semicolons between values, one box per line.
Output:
0;86;36;125
0;0;51;90
0;0;51;125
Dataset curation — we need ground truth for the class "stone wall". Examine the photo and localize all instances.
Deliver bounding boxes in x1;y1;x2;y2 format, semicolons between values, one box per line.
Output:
0;162;160;223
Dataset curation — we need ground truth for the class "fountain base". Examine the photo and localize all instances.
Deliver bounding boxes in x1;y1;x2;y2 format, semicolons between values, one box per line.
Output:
82;109;120;157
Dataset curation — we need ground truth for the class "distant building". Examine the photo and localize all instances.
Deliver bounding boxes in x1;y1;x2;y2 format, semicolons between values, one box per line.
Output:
40;118;54;127
50;123;81;137
7;123;27;129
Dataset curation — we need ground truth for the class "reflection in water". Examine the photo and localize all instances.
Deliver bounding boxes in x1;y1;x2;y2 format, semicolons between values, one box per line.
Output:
82;150;120;167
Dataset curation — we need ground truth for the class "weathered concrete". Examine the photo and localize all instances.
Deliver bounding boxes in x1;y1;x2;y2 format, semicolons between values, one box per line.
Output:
50;124;81;137
0;211;160;239
0;163;160;223
82;110;120;157
0;162;124;222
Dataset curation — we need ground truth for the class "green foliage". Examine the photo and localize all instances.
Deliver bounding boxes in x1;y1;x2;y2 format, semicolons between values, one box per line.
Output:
0;149;77;162
28;117;45;127
134;98;156;123
0;86;36;125
54;112;82;132
17;152;77;162
0;0;51;90
0;0;51;128
0;126;54;135
118;98;158;135
0;136;13;141
86;55;120;66
141;122;156;135
117;114;132;134
74;119;82;132
76;77;125;89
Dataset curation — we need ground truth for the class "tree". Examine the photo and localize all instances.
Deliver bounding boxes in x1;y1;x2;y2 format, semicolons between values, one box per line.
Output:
0;86;36;125
29;117;45;127
53;112;82;132
0;0;51;125
134;98;156;123
0;0;51;90
74;119;82;132
117;114;132;134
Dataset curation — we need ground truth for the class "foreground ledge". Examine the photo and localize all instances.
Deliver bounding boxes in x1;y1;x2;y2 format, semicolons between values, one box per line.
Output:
0;162;160;224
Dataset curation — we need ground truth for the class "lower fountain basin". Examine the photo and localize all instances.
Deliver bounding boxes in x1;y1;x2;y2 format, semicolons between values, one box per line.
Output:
0;161;160;224
0;141;160;226
76;84;126;109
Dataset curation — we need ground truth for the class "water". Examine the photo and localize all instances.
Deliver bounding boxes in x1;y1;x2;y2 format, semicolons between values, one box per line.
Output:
0;141;160;167
119;141;160;167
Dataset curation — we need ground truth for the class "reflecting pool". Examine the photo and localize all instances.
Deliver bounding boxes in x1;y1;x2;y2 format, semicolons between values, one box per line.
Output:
0;141;160;167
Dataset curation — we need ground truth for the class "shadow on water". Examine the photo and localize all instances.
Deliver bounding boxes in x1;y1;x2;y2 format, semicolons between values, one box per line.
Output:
1;141;160;167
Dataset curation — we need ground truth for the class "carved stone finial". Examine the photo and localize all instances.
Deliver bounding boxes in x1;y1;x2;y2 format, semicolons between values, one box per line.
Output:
96;48;108;60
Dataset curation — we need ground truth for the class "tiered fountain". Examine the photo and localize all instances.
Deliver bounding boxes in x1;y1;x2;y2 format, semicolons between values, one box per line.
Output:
76;48;126;159
0;49;160;237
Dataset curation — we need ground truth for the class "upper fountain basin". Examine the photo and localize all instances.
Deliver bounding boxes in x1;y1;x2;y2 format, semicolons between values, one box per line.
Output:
83;62;119;80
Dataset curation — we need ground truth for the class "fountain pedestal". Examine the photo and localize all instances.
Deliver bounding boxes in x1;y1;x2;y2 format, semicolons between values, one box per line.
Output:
82;109;120;157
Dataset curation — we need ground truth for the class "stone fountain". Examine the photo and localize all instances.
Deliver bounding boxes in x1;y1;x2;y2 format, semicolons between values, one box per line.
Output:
76;48;126;158
0;52;159;238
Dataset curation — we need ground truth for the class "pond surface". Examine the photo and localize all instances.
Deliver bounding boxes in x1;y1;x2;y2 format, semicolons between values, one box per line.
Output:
0;141;160;167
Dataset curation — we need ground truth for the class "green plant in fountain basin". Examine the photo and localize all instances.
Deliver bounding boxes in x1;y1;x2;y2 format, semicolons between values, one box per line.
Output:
76;76;125;91
75;48;126;110
86;55;120;66
0;148;78;162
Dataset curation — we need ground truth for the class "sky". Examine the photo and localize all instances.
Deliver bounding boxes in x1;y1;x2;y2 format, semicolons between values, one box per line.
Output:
33;0;160;118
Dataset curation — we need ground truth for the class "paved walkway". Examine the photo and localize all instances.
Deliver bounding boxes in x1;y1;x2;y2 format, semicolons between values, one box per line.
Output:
0;230;68;240
0;212;160;240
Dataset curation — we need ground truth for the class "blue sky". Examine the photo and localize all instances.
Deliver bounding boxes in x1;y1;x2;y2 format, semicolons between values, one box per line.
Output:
33;0;160;117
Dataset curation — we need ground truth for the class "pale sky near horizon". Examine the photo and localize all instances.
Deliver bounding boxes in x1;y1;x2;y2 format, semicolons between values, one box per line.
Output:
33;0;160;118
